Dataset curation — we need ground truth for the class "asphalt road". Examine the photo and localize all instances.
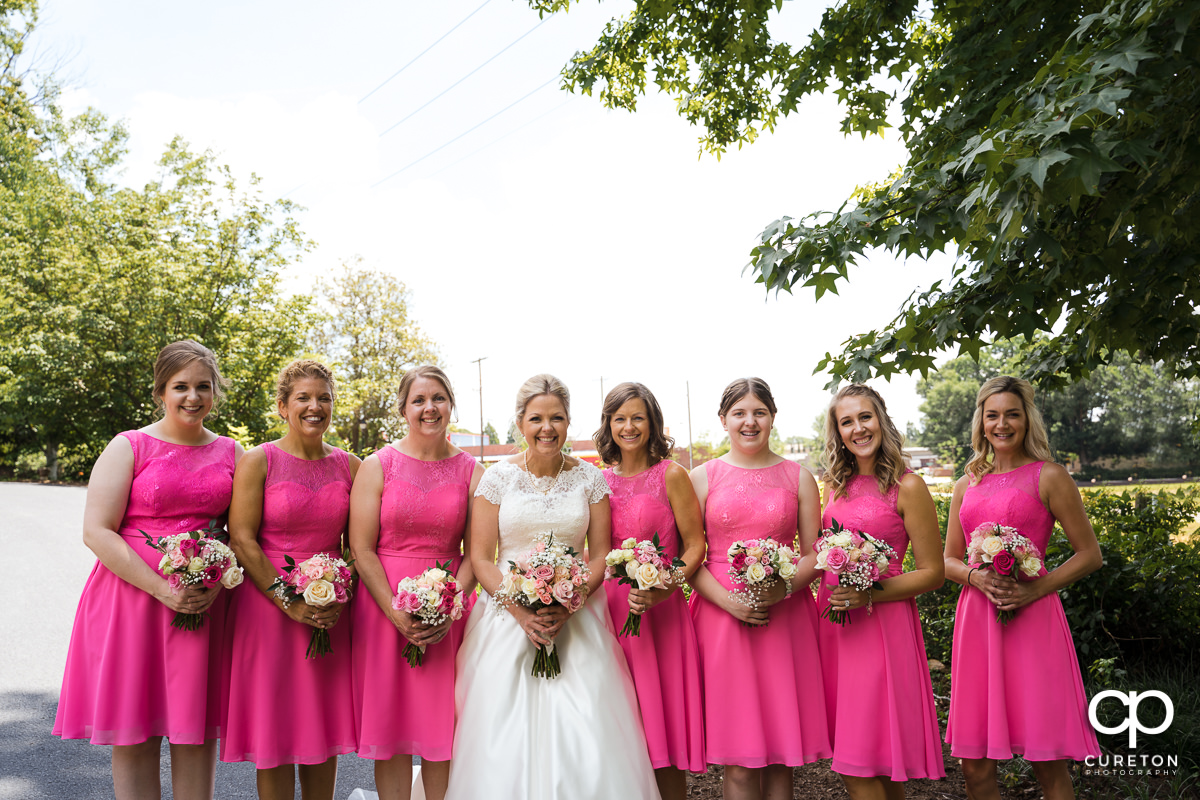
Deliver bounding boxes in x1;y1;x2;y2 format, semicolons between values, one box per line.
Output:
0;481;381;799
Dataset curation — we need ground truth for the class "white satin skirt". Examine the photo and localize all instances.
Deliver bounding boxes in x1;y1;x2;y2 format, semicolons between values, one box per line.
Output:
445;588;662;799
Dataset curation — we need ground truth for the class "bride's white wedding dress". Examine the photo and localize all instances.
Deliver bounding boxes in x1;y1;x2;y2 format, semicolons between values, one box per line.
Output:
445;461;661;799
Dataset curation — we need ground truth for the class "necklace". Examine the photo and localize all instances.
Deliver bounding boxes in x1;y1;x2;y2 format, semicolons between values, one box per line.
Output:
524;448;565;494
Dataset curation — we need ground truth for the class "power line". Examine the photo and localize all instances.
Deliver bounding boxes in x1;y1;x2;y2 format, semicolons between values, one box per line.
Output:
378;17;548;138
372;76;558;188
429;96;572;177
358;0;494;105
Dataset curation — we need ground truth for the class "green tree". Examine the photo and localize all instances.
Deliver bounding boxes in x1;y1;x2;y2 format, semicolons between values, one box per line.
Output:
484;421;500;446
309;259;439;456
532;0;1200;386
0;8;312;478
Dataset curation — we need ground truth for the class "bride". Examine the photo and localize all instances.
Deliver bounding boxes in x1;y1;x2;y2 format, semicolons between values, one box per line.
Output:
445;375;661;799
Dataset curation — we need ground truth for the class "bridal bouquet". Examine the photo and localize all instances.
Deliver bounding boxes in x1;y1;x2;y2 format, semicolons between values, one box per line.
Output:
604;533;686;637
269;552;354;659
494;532;590;678
141;519;244;630
814;519;897;626
392;561;466;667
966;522;1043;624
726;537;799;625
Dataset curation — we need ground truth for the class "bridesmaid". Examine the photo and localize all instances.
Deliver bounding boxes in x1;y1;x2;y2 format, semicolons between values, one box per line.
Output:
595;382;706;799
688;377;831;800
943;376;1101;800
224;359;360;800
818;385;945;798
349;366;482;800
53;340;242;800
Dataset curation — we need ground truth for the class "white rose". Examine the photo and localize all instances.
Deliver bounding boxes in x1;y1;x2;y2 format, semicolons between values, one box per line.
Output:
745;562;768;583
605;550;626;566
981;536;1004;557
621;538;637;549
815;550;829;569
188;556;206;573
158;554;171;571
779;561;797;580
521;577;539;599
635;563;662;590
624;561;638;579
428;568;447;582
1019;555;1042;577
303;579;336;606
221;565;244;589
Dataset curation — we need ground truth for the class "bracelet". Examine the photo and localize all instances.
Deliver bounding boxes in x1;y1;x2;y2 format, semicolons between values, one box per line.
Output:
967;566;979;588
782;577;794;599
866;587;874;615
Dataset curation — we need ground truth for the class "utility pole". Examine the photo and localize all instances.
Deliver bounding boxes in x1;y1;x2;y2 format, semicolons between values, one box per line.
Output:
471;357;488;465
686;381;694;470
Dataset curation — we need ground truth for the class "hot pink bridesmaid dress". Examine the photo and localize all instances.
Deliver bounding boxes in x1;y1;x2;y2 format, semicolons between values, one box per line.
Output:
352;447;475;762
604;459;705;772
818;475;945;781
946;461;1100;761
689;459;831;768
221;442;357;768
53;431;237;745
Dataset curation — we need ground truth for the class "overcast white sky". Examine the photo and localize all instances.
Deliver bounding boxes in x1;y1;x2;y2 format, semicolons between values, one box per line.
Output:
27;0;954;445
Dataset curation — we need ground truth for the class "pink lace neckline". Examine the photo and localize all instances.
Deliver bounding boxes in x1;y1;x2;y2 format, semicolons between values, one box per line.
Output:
715;457;788;472
137;430;222;448
609;459;667;480
386;443;464;464
265;441;340;462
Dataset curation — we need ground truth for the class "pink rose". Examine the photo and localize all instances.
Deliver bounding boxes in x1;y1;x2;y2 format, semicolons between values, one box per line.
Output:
451;606;464;621
537;589;553;605
992;550;1016;576
334;583;349;603
566;591;585;613
533;565;555;582
400;592;423;614
178;538;197;557
167;573;183;592
338;566;352;583
731;554;748;571
302;560;326;580
552;580;574;605
202;565;222;587
824;547;849;571
296;573;311;589
572;573;585;586
636;552;652;564
170;551;189;569
438;594;455;614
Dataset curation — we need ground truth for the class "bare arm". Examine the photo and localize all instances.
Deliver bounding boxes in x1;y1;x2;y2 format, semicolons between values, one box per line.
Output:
628;462;706;613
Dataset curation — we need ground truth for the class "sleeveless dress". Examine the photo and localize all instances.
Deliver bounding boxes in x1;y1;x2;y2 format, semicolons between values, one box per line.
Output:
353;447;475;761
689;459;831;768
818;474;944;780
221;443;357;768
945;461;1100;761
445;461;661;799
53;431;237;745
603;460;705;772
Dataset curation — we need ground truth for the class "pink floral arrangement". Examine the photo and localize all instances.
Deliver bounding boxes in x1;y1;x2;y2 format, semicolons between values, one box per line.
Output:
814;519;896;626
966;521;1043;624
391;561;465;667
494;532;590;678
604;533;686;637
725;537;799;625
141;520;243;630
269;552;354;659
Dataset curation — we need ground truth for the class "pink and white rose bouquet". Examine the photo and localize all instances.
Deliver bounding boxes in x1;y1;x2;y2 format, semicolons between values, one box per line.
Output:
966;522;1043;624
814;519;897;626
604;532;686;637
141;519;243;631
269;552;354;659
494;532;590;678
391;561;465;667
726;537;800;625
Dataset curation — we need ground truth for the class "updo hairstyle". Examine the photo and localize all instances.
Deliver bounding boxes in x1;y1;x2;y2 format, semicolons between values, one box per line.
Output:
718;377;778;418
515;374;571;424
397;365;456;415
276;359;337;406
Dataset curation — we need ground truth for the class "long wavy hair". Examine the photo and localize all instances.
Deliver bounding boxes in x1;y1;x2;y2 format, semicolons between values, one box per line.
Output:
593;382;675;466
822;384;908;500
964;375;1054;482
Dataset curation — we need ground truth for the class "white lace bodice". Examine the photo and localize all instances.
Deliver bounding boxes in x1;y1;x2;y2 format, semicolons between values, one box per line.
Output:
475;460;611;564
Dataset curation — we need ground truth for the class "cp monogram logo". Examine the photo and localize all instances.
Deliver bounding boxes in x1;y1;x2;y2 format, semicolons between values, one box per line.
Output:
1088;690;1174;748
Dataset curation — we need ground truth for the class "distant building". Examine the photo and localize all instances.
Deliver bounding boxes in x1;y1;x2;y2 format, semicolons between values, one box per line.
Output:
467;438;603;467
449;432;490;448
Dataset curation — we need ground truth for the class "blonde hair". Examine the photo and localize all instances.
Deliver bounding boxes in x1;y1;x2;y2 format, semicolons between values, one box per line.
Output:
276;359;336;406
515;374;571;424
822;384;908;500
964;375;1054;482
397;365;456;416
152;340;228;417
